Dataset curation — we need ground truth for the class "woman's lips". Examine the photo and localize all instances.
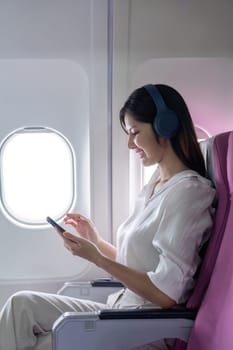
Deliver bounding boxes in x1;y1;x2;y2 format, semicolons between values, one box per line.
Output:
136;149;145;159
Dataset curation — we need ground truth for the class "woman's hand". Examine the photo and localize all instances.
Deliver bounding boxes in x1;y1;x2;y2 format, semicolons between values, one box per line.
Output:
62;229;175;308
64;213;116;260
63;231;102;265
64;213;100;245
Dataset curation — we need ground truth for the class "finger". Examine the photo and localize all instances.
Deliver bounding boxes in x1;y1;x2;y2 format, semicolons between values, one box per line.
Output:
64;241;78;255
63;218;79;228
65;213;84;222
65;213;90;224
63;231;80;243
64;216;83;227
63;236;81;250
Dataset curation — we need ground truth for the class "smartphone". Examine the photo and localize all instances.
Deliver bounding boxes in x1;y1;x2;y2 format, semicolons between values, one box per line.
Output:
46;216;66;236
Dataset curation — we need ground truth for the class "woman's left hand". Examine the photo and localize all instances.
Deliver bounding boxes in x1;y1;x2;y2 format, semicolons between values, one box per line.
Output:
62;231;102;265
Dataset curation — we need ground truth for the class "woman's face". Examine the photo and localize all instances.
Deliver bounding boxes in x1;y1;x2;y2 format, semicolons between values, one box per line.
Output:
124;113;166;167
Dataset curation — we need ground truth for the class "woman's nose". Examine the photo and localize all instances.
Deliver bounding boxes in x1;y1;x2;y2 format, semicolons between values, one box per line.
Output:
128;134;136;149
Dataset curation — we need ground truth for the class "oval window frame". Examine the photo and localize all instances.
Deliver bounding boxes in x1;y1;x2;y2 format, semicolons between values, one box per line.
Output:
0;126;76;228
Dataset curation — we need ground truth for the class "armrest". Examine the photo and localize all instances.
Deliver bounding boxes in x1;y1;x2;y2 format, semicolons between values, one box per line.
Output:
57;278;123;303
98;307;197;320
53;307;196;350
91;278;124;287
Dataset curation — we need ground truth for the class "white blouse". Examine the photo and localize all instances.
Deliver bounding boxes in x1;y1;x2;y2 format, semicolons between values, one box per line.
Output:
109;169;216;309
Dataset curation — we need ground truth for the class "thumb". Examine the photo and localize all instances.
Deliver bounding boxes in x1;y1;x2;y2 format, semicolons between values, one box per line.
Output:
63;231;79;242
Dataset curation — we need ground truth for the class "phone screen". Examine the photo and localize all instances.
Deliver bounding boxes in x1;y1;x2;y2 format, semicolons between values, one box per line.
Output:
46;216;65;236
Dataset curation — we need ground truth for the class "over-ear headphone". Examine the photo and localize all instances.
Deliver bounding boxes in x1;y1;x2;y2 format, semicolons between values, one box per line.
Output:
144;84;179;138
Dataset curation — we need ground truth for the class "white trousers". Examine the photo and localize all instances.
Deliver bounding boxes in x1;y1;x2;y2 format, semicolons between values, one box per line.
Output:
0;290;174;350
0;290;108;350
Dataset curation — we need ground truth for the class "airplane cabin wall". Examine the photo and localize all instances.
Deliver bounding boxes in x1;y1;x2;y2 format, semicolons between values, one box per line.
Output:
0;0;112;308
112;0;233;232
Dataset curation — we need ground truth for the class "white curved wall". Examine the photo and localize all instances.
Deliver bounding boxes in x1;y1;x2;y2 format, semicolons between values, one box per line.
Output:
132;57;233;136
0;0;111;307
112;0;233;234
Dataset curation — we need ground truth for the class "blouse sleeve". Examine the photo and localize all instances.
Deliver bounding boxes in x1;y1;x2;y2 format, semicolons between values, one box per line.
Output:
147;179;215;304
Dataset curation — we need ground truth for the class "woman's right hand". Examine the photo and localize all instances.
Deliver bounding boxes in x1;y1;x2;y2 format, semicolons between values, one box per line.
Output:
64;213;100;245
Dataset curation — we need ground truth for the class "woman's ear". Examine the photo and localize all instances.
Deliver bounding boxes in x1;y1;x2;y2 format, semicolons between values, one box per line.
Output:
158;137;170;148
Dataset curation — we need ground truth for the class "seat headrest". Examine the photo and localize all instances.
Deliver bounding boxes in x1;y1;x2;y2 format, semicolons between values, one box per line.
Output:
199;137;215;187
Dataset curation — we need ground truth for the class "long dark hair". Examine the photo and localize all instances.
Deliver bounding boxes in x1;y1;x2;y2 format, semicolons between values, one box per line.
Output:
120;84;206;177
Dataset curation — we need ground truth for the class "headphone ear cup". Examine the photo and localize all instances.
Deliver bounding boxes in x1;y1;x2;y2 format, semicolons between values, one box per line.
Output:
144;84;179;139
155;109;179;138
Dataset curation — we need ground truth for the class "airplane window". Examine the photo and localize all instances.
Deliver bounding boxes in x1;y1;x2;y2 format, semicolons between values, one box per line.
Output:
0;127;76;227
129;124;211;211
143;164;158;185
142;125;211;185
141;125;211;187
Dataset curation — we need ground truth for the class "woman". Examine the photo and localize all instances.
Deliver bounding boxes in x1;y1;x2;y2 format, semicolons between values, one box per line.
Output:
0;84;215;350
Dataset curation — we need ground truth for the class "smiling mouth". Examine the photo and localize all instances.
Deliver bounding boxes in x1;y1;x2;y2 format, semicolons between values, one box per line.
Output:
136;150;145;159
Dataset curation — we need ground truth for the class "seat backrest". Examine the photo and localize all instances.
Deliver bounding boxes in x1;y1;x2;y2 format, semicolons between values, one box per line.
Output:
188;131;230;308
174;131;232;350
187;130;233;350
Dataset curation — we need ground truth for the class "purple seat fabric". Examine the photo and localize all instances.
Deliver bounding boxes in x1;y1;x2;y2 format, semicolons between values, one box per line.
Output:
174;131;232;350
187;131;233;350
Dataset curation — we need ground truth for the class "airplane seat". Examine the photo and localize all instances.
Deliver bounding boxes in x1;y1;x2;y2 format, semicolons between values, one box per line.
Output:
183;130;233;350
174;130;232;350
52;131;232;350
